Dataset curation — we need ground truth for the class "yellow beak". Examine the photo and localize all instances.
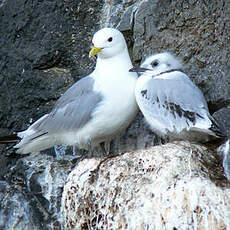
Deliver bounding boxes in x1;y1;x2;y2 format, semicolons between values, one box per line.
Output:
89;46;103;58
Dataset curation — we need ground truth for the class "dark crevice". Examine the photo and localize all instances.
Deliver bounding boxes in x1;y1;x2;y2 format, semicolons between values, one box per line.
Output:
208;99;230;115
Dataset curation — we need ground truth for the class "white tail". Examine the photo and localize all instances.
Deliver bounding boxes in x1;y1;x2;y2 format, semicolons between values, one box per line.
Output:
15;134;56;154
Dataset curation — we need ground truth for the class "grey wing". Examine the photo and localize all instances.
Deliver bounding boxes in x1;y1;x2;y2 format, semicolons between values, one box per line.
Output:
137;72;211;135
36;76;103;133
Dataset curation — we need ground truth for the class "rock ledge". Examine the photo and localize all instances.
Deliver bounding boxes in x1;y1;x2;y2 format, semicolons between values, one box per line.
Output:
61;142;230;229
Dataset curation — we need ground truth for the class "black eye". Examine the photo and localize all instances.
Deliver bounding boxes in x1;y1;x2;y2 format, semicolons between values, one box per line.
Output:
108;37;113;42
151;61;159;67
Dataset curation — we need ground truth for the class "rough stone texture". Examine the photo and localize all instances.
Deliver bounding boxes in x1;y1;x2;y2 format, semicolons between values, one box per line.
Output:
0;152;82;230
0;0;103;229
0;0;103;135
61;142;230;229
1;0;230;229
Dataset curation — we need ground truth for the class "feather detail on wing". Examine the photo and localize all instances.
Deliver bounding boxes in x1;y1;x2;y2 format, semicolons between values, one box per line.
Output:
136;71;220;138
14;76;103;153
35;76;103;134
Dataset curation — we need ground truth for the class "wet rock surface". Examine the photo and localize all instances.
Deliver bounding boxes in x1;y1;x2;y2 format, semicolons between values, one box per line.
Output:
0;0;230;229
0;152;82;230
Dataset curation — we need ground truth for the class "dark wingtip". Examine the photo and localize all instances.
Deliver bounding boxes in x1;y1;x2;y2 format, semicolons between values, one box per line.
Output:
0;134;20;144
129;67;137;72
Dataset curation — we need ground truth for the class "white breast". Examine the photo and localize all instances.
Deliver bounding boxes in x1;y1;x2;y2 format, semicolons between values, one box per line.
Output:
74;58;138;148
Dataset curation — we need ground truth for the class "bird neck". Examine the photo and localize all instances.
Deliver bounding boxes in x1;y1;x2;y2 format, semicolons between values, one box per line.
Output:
94;50;133;75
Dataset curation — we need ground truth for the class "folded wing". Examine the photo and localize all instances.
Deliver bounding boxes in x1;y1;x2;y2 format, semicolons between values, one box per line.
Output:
136;71;224;138
15;76;103;153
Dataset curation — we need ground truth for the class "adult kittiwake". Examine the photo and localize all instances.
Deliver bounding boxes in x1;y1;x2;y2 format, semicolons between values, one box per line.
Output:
130;52;230;179
0;28;138;155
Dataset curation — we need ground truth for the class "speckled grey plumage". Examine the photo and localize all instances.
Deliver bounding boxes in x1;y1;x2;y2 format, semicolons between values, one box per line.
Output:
133;52;226;142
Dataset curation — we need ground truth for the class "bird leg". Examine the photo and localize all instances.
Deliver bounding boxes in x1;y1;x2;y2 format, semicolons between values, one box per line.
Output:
99;142;108;156
87;140;94;158
99;141;114;157
54;144;68;159
72;146;82;158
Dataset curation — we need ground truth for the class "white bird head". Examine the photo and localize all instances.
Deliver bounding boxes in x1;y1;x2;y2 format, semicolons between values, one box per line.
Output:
89;28;127;59
130;52;183;76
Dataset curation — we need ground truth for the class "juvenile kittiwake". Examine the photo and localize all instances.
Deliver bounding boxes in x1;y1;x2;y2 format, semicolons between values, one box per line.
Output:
0;28;138;154
130;52;226;142
130;52;230;179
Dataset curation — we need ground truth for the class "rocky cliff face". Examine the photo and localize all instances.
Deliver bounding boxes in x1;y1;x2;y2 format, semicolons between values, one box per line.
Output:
0;1;103;229
0;0;230;229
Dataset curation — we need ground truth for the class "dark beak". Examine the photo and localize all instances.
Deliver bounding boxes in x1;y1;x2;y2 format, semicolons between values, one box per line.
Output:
129;67;150;73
